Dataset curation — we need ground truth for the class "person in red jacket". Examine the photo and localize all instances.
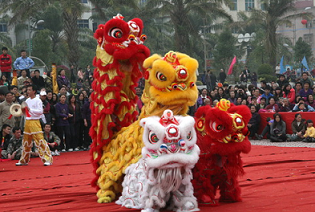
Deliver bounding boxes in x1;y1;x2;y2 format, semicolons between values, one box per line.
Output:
0;47;12;82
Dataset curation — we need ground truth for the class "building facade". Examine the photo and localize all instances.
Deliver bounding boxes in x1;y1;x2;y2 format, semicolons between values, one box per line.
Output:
222;0;315;56
0;0;95;49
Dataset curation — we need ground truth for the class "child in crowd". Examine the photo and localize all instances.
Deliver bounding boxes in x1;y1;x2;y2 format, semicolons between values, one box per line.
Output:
302;120;315;143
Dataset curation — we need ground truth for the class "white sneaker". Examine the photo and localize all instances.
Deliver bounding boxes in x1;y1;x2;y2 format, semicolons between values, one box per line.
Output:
74;147;80;151
55;150;60;156
51;151;56;156
68;148;73;152
16;162;28;166
61;149;66;152
44;162;52;166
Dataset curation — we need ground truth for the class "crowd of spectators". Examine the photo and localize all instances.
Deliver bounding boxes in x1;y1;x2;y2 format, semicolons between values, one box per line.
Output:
1;46;315;160
192;67;315;143
0;48;93;160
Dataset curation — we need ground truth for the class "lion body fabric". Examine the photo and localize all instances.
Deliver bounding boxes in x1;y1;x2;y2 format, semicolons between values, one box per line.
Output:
193;100;252;205
117;110;200;212
95;51;199;203
90;14;150;202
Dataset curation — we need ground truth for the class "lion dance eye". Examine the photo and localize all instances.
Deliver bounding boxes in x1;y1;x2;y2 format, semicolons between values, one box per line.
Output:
156;72;167;81
149;131;159;144
140;34;147;42
210;121;224;132
187;131;192;141
109;28;123;38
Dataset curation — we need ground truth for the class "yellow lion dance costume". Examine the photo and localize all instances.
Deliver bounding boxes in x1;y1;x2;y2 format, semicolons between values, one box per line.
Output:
90;16;198;203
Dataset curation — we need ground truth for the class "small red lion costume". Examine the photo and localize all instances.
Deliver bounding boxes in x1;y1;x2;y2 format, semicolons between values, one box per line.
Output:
192;99;251;205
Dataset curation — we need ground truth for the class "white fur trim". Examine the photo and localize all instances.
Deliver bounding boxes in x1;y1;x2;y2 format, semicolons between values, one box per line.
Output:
143;145;200;168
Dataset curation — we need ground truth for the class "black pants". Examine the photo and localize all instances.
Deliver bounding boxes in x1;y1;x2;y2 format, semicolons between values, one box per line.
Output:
47;142;58;152
248;124;259;138
57;125;71;150
83;120;91;148
260;125;271;139
69;123;78;149
75;120;84;148
270;134;287;142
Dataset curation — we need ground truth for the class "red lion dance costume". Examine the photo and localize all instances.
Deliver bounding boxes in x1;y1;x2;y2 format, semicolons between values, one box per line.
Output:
193;99;251;205
90;14;150;199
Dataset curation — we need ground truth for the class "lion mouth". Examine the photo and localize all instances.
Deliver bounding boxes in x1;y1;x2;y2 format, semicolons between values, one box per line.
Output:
219;133;245;143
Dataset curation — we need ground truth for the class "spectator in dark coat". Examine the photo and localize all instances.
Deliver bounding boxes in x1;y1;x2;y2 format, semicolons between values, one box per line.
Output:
215;87;227;100
300;72;313;87
82;95;92;150
299;82;313;100
57;69;70;91
0;124;12;159
43;123;61;155
270;113;287;142
277;74;289;90
69;65;76;83
85;65;93;80
242;66;250;78
219;69;226;83
68;94;81;151
76;92;86;149
210;71;217;91
251;72;258;87
55;94;71;151
248;105;261;139
228;91;237;104
289;113;306;141
235;87;247;100
40;90;51;124
31;70;45;91
6;127;22;160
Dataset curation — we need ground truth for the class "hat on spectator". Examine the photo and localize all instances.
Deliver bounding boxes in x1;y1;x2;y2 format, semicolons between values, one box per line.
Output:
40;90;47;96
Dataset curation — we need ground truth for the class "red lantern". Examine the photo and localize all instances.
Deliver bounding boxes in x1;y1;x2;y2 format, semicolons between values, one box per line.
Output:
301;19;308;25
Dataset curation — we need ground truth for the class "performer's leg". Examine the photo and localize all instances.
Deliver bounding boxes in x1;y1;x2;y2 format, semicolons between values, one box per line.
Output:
219;178;242;202
18;134;33;164
32;133;53;164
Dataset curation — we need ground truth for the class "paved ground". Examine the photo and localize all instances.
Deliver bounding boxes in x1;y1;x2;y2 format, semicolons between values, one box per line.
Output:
250;139;315;148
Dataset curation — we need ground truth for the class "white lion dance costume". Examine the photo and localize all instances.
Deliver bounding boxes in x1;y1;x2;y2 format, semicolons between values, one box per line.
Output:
116;110;200;212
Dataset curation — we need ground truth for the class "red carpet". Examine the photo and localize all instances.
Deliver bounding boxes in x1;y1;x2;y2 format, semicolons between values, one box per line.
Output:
1;146;315;212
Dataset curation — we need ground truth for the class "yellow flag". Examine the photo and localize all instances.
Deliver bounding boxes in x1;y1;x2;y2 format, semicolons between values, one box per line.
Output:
11;70;17;86
52;63;58;94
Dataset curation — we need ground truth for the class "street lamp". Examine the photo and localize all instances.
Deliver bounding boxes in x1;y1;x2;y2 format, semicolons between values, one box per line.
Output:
28;19;44;56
